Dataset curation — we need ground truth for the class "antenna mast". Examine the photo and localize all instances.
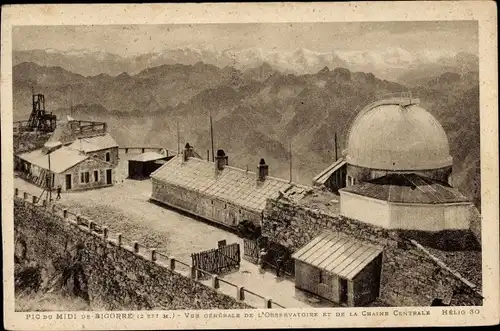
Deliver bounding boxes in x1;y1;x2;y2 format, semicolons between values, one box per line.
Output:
176;119;180;155
334;132;338;161
289;139;292;183
48;152;52;202
209;109;215;162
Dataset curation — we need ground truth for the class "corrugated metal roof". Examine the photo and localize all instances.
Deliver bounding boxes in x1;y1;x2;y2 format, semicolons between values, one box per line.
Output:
313;158;346;185
129;152;166;162
18;147;88;173
68;133;118;153
151;155;305;212
292;232;383;280
340;173;470;204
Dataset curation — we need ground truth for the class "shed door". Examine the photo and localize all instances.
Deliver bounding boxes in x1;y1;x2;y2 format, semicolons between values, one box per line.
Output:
65;174;72;190
106;169;112;184
339;278;348;305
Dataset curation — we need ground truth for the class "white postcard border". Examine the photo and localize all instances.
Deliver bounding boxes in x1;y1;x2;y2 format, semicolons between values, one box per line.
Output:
2;2;498;329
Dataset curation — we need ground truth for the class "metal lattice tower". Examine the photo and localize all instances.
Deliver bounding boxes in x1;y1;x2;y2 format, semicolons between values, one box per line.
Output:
27;91;57;132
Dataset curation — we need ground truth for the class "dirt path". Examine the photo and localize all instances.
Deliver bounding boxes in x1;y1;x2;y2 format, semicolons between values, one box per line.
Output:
14;154;328;308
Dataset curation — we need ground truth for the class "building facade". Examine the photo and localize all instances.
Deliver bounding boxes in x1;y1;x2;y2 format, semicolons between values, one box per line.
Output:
150;144;308;229
15;117;119;192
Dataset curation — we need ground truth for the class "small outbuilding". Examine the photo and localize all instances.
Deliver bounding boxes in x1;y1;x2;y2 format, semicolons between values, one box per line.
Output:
128;151;172;180
292;231;384;307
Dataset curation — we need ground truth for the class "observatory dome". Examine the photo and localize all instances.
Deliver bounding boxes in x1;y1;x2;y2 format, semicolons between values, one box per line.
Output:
345;99;452;171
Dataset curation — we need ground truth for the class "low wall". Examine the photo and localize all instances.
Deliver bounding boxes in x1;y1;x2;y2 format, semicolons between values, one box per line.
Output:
14;195;254;310
262;199;398;252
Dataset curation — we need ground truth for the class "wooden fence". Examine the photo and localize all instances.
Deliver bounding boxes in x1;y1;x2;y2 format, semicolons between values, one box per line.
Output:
243;238;295;277
192;243;240;279
243;238;259;263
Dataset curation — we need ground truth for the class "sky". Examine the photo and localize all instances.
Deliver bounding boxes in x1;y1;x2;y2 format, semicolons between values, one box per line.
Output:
13;21;478;57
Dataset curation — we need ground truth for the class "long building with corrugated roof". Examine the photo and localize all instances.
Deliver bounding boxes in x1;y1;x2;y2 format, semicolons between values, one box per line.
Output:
150;143;310;229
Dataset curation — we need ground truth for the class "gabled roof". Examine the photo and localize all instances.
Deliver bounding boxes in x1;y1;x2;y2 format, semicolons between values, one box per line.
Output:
340;173;470;204
129;151;167;162
151;155;308;212
313;158;346;185
68;133;118;153
292;231;383;280
17;147;88;173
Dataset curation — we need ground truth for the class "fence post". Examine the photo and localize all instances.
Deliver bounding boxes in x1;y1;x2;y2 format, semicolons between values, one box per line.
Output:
42;199;47;207
23;192;28;200
103;226;109;240
32;196;38;204
190;265;198;280
88;220;94;232
265;298;273;308
15;188;19;197
237;286;245;301
117;233;122;247
151;249;157;262
169;257;176;271
63;209;68;219
211;275;220;289
52;204;57;215
133;241;139;253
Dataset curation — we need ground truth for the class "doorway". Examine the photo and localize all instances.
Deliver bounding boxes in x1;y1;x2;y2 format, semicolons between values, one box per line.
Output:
339;278;348;305
65;174;72;190
106;169;112;185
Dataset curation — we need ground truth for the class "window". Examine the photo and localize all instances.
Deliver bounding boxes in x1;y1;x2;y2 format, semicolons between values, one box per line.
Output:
319;271;324;284
80;171;90;184
93;154;98;159
93;170;99;182
105;152;111;162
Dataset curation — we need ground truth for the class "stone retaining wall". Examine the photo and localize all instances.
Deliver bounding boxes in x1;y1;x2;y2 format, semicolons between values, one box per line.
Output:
14;197;253;310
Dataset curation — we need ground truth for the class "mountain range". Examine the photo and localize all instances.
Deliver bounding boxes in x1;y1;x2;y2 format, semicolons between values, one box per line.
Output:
12;59;481;208
13;47;478;83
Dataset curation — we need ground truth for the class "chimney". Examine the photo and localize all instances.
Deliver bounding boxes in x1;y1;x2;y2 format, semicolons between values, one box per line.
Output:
183;143;194;161
257;158;269;181
215;149;228;171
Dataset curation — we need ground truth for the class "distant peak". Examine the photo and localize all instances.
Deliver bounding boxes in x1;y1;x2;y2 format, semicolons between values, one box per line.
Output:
260;62;272;69
318;66;330;73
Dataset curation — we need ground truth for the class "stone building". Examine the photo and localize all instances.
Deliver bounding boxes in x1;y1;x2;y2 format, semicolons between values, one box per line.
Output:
15;116;119;192
150;144;308;229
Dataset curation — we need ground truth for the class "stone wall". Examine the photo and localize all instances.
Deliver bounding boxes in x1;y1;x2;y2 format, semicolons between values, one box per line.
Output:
14;198;252;310
65;157;117;191
262;198;483;307
151;178;262;228
90;147;119;166
262;199;398;252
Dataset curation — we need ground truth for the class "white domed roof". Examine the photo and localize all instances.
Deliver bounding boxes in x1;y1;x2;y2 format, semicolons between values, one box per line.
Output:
346;99;452;170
